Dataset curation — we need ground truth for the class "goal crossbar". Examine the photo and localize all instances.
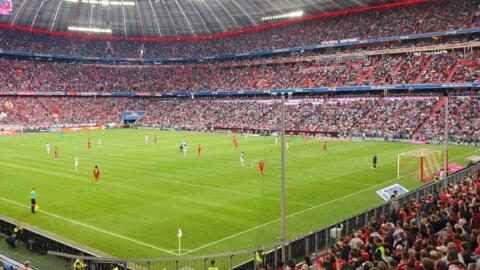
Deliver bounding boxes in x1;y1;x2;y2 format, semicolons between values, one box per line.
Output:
397;149;442;181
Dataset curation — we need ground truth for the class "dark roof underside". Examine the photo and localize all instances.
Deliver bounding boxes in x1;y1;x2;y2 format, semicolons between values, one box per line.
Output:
1;0;410;38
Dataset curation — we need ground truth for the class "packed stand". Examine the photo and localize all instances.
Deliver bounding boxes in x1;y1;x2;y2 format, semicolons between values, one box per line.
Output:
0;50;479;94
0;0;478;58
291;167;480;270
415;96;480;144
0;96;478;143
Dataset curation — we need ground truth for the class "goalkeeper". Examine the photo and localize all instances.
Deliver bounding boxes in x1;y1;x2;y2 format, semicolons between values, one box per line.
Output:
372;154;377;169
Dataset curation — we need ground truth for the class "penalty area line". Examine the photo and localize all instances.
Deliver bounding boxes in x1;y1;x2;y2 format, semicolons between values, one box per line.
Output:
181;176;400;256
182;149;480;255
0;197;177;256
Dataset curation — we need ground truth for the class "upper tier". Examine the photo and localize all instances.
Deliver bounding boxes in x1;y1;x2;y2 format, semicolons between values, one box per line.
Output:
0;0;479;58
1;49;479;93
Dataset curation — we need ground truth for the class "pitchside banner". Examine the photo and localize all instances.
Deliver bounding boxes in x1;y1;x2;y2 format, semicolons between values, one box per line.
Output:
0;0;12;15
123;111;146;121
376;184;408;201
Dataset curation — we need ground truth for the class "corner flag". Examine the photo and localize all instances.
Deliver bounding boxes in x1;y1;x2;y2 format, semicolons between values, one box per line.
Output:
178;228;183;255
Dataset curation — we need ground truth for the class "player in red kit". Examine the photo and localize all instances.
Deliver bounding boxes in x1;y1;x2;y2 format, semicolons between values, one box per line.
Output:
87;138;91;150
232;135;238;150
304;135;308;144
93;165;100;183
198;144;202;156
323;141;328;152
54;147;58;160
259;160;265;177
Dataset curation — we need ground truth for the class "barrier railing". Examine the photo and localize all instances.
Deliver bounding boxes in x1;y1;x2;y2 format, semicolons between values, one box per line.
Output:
35;163;479;270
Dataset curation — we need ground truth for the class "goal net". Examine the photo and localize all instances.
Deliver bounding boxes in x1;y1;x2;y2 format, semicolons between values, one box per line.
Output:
397;149;442;182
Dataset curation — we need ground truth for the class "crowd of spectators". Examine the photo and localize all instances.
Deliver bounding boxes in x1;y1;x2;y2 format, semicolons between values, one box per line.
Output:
416;96;480;143
0;50;478;94
284;166;480;270
0;260;31;270
0;0;478;58
0;95;478;143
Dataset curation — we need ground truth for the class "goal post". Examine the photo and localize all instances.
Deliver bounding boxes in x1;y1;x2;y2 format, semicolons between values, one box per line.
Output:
397;149;442;182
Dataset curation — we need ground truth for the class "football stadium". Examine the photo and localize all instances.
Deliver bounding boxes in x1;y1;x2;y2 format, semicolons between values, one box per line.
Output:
0;0;480;270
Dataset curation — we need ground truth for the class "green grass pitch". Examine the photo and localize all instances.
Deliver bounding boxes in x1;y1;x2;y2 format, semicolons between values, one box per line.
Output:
0;129;477;258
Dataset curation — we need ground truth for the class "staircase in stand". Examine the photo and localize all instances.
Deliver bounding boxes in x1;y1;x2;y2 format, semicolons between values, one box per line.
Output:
446;62;460;83
382;59;405;84
355;67;371;86
466;14;475;28
363;97;382;120
413;7;430;34
414;57;434;84
106;41;113;57
411;97;446;138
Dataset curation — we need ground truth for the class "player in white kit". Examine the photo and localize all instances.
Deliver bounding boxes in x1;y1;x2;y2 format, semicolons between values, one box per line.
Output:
45;143;50;154
240;152;245;167
74;157;79;172
144;135;149;144
182;142;188;156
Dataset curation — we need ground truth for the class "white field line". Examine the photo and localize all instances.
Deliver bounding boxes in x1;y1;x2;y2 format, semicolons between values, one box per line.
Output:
0;157;313;208
0;197;177;256
181;176;399;256
0;147;477;256
182;149;480;255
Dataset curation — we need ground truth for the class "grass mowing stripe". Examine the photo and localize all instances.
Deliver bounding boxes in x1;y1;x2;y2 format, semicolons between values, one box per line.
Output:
183;148;480;255
172;180;314;207
0;159;258;209
0;130;477;257
182;175;402;255
0;197;177;256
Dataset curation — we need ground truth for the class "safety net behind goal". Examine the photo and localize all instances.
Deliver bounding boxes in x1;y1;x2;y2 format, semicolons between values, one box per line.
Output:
397;149;442;182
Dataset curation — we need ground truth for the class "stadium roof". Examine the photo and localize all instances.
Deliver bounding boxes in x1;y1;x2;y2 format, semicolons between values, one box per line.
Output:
0;0;424;39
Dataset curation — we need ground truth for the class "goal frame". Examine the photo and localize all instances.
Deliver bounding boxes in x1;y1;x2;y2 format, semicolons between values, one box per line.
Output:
397;149;442;182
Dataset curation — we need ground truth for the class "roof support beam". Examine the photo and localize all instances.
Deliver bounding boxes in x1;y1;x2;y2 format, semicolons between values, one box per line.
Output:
230;0;257;26
161;0;179;36
215;0;241;29
201;0;227;33
147;0;163;36
173;0;195;36
121;0;128;37
30;0;46;28
262;0;283;13
11;0;28;25
134;0;145;37
189;1;211;35
50;0;64;31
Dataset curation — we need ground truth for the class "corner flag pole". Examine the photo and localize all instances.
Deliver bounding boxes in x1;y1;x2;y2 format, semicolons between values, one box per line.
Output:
178;228;182;255
280;94;287;262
